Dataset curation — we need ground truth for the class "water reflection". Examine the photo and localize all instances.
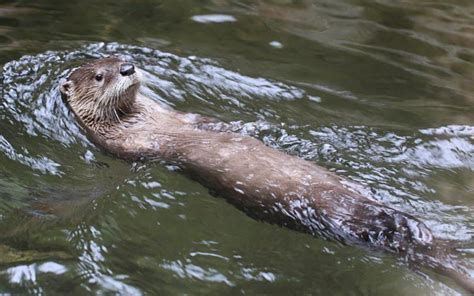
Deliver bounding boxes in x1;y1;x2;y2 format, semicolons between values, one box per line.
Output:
0;0;473;293
212;0;474;107
161;259;234;285
191;14;237;24
1;42;472;293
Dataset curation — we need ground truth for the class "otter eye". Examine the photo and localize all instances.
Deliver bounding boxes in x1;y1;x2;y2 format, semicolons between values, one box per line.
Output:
95;73;103;82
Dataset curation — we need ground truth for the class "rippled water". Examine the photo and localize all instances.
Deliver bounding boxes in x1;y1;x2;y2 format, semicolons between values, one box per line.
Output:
0;0;473;294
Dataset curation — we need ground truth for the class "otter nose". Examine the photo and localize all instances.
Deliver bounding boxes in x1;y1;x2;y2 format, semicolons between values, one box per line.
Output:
120;63;135;76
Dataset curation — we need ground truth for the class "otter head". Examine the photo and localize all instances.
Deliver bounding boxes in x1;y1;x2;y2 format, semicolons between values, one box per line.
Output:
60;57;140;129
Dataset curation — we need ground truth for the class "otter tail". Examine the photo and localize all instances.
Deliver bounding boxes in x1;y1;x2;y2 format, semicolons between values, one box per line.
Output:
336;203;474;293
440;266;474;294
385;210;474;293
409;240;474;293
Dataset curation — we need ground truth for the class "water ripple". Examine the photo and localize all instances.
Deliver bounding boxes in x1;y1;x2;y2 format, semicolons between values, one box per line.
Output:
1;41;472;292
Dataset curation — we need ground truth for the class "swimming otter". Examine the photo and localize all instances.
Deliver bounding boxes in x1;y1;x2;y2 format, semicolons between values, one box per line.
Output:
60;57;473;292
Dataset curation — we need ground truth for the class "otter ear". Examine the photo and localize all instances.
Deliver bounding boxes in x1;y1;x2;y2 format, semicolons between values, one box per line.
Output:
60;80;73;98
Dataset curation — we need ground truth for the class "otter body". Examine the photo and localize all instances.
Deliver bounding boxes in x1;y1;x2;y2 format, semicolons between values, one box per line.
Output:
60;57;473;292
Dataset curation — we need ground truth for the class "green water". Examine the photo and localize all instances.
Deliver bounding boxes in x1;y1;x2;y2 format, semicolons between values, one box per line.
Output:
0;0;473;294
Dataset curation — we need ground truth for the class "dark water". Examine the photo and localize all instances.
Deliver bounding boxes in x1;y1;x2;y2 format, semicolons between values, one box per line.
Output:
0;0;473;294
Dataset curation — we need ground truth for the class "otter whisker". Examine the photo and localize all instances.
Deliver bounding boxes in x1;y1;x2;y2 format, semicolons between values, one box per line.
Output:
113;108;122;124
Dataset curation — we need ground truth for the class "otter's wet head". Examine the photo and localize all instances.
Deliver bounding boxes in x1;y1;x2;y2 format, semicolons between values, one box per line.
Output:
60;57;141;126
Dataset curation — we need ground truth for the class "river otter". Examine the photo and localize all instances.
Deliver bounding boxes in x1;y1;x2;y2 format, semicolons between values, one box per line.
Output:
60;57;473;292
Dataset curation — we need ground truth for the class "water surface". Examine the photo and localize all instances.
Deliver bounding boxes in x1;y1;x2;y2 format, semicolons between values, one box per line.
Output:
0;0;473;294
